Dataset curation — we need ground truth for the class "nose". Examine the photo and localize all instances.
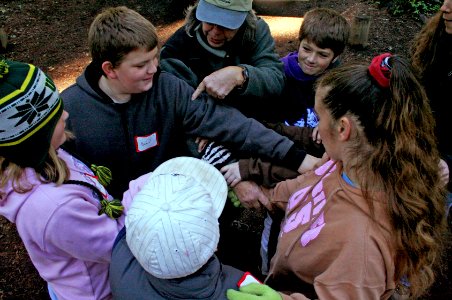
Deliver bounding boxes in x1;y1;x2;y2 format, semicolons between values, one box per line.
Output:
211;24;224;35
306;53;316;63
147;59;158;74
441;0;451;13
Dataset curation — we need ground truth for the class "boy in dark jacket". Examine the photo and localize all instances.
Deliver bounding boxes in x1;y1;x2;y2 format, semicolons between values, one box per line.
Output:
60;6;320;199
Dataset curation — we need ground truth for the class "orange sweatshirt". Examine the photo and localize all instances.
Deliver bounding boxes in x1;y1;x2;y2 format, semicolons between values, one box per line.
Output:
264;160;396;300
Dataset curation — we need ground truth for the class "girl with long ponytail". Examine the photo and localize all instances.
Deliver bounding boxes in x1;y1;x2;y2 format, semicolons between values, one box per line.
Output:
227;54;447;300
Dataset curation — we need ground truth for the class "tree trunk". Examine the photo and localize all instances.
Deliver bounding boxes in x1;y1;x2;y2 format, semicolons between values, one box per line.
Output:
349;15;371;48
0;27;8;51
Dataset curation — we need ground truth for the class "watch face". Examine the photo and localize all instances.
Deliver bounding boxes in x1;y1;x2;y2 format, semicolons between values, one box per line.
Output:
238;67;248;89
242;67;248;82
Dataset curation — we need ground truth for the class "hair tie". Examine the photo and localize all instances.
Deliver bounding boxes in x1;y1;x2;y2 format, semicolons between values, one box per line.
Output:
368;53;392;88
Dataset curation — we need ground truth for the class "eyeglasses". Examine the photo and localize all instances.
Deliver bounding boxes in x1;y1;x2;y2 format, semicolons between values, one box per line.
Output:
204;22;235;32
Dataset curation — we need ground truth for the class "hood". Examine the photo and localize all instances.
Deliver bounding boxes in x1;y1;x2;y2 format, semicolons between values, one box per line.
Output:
0;168;39;223
281;51;340;82
281;51;318;82
80;62;163;105
78;63;113;104
146;255;227;299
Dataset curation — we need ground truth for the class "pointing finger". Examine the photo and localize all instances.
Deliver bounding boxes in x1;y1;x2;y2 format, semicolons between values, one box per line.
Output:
192;82;206;100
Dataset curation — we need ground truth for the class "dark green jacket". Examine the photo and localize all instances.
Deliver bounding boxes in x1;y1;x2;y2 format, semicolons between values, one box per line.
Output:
160;18;284;121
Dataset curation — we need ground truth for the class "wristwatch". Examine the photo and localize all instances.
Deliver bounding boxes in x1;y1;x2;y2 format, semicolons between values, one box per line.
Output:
238;66;249;90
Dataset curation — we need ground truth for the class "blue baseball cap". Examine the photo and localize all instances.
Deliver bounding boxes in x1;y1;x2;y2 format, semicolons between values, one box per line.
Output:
196;0;252;30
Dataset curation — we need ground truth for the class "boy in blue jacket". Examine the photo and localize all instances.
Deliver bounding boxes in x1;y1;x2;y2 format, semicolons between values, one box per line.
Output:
110;157;259;299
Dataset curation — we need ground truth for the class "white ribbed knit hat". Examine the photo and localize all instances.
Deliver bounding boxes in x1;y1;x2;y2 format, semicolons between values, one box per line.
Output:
125;157;227;279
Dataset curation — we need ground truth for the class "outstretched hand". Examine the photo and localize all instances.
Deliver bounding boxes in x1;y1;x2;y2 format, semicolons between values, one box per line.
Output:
195;137;209;153
192;66;244;100
221;162;242;187
233;181;272;211
297;154;322;174
226;283;282;300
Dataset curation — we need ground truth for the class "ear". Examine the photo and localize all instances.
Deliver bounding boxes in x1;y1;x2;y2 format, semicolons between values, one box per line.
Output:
101;61;117;79
337;116;351;141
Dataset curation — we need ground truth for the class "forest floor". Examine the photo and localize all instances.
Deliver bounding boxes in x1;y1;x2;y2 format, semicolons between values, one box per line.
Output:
0;0;449;299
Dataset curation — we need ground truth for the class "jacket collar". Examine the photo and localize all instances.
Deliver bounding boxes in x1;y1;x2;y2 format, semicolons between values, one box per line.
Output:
195;24;228;58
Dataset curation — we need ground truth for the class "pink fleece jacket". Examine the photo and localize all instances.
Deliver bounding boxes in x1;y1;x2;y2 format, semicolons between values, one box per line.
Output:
0;149;149;300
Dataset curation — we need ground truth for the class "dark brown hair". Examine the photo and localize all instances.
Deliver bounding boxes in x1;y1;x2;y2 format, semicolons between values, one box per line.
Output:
411;11;445;78
299;8;350;57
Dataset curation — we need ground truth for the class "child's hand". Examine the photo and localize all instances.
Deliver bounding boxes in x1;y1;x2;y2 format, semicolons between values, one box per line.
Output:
227;283;282;300
195;137;209;153
221;162;242;187
298;154;321;174
312;126;322;144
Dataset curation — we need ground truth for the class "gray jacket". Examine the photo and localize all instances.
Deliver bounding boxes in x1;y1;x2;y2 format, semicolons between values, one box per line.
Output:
110;228;244;299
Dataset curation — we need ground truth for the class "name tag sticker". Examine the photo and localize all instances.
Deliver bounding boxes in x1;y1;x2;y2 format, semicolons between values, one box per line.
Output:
135;132;158;152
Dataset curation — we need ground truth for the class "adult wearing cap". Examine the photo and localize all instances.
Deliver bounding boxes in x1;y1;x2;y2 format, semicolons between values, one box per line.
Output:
0;60;128;300
160;0;284;121
160;1;294;277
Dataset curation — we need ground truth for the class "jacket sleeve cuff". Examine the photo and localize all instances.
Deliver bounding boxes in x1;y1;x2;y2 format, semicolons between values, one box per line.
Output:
238;159;251;181
279;145;306;171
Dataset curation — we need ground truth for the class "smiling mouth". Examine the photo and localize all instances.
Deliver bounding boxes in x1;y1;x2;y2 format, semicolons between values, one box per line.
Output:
209;37;223;44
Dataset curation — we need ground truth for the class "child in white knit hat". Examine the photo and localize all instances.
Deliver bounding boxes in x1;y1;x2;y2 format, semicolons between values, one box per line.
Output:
109;156;260;299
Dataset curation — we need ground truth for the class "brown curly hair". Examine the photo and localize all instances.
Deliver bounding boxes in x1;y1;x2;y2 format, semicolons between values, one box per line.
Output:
411;11;445;79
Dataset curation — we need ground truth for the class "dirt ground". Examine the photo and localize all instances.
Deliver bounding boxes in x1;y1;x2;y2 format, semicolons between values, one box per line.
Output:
0;0;449;299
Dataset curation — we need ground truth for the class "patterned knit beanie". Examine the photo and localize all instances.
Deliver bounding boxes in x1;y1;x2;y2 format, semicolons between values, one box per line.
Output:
0;60;63;168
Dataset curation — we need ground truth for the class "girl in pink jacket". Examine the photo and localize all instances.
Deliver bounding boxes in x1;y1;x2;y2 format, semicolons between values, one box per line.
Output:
0;60;129;300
